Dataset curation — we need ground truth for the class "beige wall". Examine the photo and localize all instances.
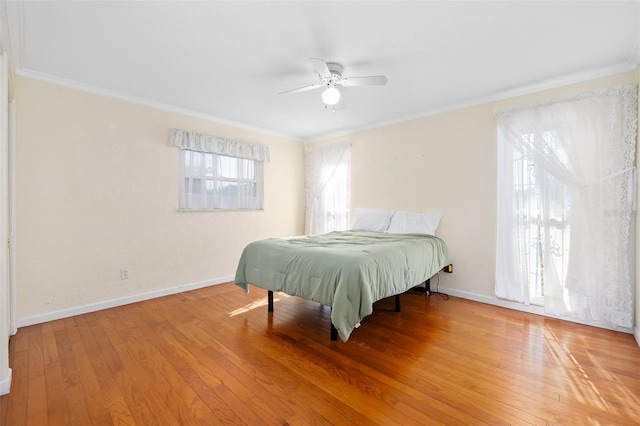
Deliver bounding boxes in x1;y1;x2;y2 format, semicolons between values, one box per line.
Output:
15;69;640;333
16;76;305;321
314;70;638;304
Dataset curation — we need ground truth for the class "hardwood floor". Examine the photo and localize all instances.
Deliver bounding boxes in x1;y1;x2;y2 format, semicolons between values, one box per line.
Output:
2;282;639;425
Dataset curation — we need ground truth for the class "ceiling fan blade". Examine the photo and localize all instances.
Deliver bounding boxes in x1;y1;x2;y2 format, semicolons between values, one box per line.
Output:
309;58;332;78
279;83;324;95
341;75;388;87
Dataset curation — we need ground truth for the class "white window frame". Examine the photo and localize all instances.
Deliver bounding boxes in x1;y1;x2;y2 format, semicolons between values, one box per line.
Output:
170;129;269;212
179;150;264;211
304;142;351;235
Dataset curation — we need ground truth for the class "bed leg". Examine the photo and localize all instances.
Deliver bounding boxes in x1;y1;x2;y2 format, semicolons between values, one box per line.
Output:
268;290;274;312
424;278;431;296
395;294;401;312
330;322;338;341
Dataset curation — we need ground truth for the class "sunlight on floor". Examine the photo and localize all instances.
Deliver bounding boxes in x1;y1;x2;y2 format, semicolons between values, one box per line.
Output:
546;329;640;420
229;293;291;317
544;327;610;412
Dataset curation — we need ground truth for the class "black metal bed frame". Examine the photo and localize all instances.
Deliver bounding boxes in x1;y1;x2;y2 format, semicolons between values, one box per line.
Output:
266;264;452;341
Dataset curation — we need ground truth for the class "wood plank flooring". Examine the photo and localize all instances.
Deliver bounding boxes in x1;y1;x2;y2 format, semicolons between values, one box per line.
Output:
2;282;640;425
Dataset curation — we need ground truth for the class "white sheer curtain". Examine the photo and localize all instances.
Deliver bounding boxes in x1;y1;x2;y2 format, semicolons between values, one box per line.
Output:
179;150;263;210
496;85;637;328
305;142;351;235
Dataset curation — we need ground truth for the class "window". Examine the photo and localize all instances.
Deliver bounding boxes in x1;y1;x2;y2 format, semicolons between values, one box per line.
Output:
320;158;350;232
495;85;637;328
170;129;270;211
505;132;570;306
305;142;351;235
180;150;263;210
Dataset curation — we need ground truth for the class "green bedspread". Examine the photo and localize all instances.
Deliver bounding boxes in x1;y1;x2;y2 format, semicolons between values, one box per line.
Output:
234;230;448;342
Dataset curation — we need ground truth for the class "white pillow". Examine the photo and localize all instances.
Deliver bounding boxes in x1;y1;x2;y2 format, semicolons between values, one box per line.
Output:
387;210;442;235
351;208;395;232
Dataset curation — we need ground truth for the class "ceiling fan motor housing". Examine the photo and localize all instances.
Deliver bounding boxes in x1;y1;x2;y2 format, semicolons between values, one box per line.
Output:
323;63;345;86
326;63;343;77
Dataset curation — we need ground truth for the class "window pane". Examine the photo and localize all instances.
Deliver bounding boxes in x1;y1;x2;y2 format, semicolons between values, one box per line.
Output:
180;150;263;211
191;178;202;194
220;181;237;197
218;156;236;178
205;179;215;195
193;153;203;174
511;145;571;303
240;158;254;179
204;154;214;178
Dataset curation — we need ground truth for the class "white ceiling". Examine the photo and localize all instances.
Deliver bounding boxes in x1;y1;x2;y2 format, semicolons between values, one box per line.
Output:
4;1;640;141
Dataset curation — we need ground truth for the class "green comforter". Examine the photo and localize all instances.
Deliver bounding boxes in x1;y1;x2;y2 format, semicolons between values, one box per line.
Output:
234;230;448;341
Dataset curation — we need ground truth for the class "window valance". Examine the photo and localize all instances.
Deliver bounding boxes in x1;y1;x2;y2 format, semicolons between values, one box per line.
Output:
170;129;270;162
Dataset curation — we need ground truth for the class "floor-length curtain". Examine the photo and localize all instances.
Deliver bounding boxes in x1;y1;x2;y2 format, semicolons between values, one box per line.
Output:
496;85;637;328
305;142;350;235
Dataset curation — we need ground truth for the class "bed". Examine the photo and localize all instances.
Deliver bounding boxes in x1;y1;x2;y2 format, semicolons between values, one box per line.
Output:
234;209;449;342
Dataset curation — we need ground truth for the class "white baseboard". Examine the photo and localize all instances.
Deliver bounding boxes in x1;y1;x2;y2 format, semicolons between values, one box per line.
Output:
0;368;11;396
15;278;638;347
17;276;234;328
434;285;635;336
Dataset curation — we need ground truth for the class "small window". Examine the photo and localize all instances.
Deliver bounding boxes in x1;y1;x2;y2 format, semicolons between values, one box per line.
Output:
304;142;350;234
179;150;263;211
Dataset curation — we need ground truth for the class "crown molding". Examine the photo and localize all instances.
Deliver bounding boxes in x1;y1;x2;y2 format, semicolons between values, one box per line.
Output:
16;68;304;143
307;62;639;143
15;61;637;145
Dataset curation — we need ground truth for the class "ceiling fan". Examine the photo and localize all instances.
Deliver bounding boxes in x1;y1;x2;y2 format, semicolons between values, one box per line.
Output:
280;58;388;109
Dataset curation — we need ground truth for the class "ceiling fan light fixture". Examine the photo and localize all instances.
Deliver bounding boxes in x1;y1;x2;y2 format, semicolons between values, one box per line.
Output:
322;85;341;105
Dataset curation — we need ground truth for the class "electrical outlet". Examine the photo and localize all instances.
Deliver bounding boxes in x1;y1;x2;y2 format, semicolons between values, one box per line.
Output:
120;269;129;280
